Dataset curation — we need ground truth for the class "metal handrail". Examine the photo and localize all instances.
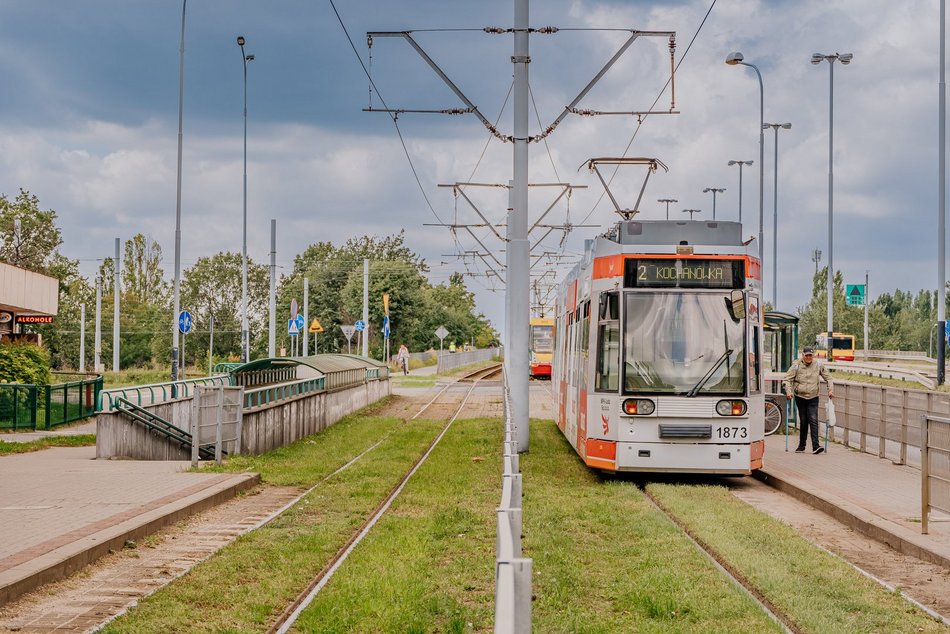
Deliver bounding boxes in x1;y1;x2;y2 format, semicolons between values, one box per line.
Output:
97;375;232;412
243;376;325;409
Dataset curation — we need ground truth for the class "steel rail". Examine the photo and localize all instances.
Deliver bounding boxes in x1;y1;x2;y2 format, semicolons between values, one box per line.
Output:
268;366;498;633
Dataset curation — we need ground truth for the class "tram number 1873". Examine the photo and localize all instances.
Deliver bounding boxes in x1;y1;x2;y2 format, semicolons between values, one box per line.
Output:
717;427;748;439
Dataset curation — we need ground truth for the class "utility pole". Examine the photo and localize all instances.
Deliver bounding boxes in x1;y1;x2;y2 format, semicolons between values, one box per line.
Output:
113;237;121;372
303;277;309;357
269;219;276;358
208;314;214;376
94;275;102;372
362;259;369;357
658;198;677;220
864;270;870;353
171;0;187;382
79;304;85;372
939;0;947;384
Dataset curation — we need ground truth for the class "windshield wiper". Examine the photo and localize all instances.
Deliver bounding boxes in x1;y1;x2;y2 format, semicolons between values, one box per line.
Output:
686;348;734;397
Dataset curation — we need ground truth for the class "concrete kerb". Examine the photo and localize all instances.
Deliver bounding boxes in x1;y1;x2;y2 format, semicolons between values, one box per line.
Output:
0;472;259;606
753;468;950;570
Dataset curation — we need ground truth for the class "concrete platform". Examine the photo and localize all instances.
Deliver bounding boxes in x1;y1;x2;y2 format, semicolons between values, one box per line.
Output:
0;446;258;605
758;433;950;569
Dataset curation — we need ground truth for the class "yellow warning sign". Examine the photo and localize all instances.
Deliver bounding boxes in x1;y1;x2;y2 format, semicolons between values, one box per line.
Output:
309;318;324;333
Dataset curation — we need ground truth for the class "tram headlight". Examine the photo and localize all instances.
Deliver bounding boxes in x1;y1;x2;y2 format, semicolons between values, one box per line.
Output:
716;400;747;416
622;398;655;416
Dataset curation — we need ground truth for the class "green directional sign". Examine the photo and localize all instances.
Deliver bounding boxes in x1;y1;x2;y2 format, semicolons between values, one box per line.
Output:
846;284;866;306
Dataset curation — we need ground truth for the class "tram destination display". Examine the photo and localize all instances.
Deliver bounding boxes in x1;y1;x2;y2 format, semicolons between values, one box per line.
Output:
624;258;744;289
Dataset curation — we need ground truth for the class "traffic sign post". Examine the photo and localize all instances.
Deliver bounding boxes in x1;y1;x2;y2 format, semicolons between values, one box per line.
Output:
341;325;356;355
435;326;449;370
178;311;192;380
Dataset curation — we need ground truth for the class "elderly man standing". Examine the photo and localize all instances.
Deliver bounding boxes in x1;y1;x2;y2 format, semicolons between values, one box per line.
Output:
783;346;834;454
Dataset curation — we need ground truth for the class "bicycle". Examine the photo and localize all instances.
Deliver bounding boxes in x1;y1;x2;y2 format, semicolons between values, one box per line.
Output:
764;396;786;436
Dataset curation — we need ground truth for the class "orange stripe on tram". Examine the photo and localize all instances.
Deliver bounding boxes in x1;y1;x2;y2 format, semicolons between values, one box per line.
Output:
585;438;616;470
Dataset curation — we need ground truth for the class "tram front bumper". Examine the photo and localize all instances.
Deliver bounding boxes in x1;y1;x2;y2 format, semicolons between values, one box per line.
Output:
614;440;756;474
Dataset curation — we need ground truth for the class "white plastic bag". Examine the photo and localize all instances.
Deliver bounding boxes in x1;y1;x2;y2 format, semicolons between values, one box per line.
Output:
826;400;837;427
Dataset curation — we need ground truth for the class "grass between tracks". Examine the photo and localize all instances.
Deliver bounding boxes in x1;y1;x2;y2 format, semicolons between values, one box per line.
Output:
293;417;501;633
646;483;947;633
523;420;781;634
0;434;96;455
101;405;444;633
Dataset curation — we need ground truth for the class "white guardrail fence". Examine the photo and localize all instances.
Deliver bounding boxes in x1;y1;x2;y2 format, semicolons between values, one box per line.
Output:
495;369;532;633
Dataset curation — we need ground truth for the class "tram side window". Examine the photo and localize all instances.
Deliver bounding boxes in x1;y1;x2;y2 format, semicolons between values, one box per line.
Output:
595;292;620;392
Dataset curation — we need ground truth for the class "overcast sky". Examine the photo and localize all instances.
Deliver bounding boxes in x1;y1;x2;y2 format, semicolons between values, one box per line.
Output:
0;0;942;333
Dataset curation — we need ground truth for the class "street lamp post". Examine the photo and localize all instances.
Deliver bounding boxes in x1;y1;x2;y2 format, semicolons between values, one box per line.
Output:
764;122;792;308
658;198;677;220
702;187;726;220
682;208;701;221
725;52;765;279
811;51;853;360
237;36;254;363
727;160;753;224
171;0;187;381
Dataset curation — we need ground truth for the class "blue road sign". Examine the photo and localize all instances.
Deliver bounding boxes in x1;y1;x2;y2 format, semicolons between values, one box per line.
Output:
383;315;390;339
288;318;299;336
945;321;949;342
355;319;366;332
295;314;305;330
178;310;192;334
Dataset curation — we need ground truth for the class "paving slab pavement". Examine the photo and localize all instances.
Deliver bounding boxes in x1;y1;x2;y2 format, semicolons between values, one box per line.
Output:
0;446;258;605
0;420;97;443
759;432;950;569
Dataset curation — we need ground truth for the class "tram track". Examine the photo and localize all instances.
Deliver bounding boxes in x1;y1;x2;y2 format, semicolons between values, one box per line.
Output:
267;362;500;634
639;484;801;634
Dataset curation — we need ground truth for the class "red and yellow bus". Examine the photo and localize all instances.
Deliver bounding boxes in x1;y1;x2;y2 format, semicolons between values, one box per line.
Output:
814;332;855;361
530;317;554;379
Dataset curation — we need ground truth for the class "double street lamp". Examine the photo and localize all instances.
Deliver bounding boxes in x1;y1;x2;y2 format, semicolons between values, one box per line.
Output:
237;36;254;363
682;208;701;221
764;122;791;308
702;187;726;220
811;52;852;359
727;160;753;224
658;198;678;220
725;52;765;276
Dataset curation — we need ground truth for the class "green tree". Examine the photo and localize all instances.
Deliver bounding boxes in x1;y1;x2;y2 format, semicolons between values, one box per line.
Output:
0;189;63;273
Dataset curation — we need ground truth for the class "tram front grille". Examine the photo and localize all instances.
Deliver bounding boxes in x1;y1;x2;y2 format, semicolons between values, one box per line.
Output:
658;424;712;439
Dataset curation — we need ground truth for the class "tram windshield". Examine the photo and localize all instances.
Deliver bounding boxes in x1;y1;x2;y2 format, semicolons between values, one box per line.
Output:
531;325;554;353
623;292;745;395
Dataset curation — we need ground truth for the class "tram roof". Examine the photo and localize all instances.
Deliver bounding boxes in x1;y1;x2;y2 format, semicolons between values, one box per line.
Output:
608;220;744;247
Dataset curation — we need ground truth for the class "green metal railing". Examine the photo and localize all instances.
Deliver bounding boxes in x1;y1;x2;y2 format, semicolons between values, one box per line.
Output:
212;362;243;374
97;375;232;413
0;376;103;431
244;377;325;409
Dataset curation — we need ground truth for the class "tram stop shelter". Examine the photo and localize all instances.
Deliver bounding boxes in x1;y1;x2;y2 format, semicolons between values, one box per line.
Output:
228;354;389;398
765;311;799;375
0;262;58;344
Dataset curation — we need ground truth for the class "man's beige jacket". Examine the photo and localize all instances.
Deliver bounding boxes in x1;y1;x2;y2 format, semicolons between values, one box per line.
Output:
783;359;833;400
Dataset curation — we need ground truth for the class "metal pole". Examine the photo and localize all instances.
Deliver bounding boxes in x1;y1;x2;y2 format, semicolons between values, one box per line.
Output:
94;275;102;372
209;314;214;376
303;276;309;356
827;59;835;361
79;303;85;372
773;125;779;307
511;0;531;452
712;191;717;220
864;270;870;353
739;165;743;224
239;37;253;364
269;219;276;358
113;237;120;372
940;0;947;385
171;0;186;382
362;258;369;357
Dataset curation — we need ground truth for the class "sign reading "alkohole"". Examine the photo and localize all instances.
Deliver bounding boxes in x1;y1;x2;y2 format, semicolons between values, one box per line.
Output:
16;315;54;324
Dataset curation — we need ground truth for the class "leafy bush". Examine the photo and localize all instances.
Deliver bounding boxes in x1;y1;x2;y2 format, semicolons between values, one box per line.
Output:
0;341;51;385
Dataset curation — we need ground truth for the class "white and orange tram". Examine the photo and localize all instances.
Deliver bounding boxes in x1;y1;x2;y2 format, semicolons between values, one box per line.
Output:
552;220;765;475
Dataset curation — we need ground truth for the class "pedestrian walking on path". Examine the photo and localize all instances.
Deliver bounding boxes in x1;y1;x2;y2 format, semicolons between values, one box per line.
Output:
397;344;410;375
783;346;834;454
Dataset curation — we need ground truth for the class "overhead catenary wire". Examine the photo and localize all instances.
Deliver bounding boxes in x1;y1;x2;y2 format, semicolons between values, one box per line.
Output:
577;0;719;227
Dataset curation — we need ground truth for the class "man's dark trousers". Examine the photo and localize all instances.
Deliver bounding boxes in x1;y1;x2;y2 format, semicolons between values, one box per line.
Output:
794;396;820;450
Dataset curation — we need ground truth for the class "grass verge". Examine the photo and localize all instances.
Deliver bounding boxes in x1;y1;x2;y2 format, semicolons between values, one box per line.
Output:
0;434;96;455
830;370;935;390
524;420;781;633
440;359;501;378
646;483;946;633
102;415;445;633
293;418;501;633
391;374;438;389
